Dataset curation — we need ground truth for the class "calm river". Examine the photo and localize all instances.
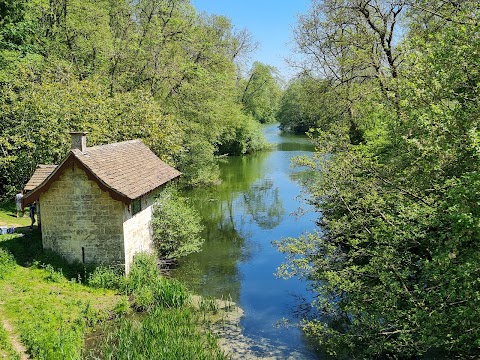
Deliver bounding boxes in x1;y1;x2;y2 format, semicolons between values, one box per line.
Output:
174;124;322;359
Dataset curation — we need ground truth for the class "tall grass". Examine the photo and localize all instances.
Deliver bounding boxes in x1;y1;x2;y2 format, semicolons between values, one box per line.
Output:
88;253;189;310
94;307;226;360
87;266;126;290
85;253;226;359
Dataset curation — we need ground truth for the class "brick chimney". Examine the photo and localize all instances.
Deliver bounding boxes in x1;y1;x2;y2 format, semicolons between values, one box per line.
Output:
70;132;87;153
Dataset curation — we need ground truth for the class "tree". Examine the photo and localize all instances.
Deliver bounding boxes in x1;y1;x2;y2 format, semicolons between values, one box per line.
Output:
152;188;204;260
277;1;480;358
277;75;342;134
292;0;405;143
0;0;268;197
240;61;282;124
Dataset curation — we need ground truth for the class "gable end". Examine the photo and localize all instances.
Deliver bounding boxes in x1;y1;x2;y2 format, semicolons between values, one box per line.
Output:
23;153;131;206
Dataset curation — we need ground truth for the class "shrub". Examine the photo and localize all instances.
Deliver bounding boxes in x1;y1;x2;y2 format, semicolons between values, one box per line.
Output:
88;266;125;290
152;188;204;259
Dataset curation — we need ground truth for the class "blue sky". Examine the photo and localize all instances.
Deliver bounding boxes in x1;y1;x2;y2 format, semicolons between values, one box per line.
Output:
191;0;311;80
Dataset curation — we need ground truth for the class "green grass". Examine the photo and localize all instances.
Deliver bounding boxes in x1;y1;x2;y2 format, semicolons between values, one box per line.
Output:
0;206;227;360
0;264;118;359
0;208;123;360
90;307;226;360
0;201;30;228
0;232;119;359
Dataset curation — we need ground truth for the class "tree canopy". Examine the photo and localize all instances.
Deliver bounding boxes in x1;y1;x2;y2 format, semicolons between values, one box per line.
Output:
276;0;480;358
0;0;274;197
240;61;282;124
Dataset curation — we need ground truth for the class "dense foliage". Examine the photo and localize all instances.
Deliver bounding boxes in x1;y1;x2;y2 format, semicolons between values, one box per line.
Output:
240;61;282;124
0;0;277;198
276;0;480;358
277;75;340;134
152;187;204;259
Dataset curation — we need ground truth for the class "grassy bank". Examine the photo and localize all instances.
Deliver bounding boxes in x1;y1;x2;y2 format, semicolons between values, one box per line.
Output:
0;224;121;359
0;203;227;360
0;324;20;359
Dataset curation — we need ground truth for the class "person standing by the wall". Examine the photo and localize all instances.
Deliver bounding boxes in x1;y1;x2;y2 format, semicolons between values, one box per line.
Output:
15;191;24;218
29;202;36;229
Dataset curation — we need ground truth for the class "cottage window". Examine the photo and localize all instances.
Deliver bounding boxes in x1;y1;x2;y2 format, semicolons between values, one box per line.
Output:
132;198;142;215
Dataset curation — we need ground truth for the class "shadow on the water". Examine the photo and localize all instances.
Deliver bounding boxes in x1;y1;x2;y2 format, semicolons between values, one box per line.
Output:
276;142;315;152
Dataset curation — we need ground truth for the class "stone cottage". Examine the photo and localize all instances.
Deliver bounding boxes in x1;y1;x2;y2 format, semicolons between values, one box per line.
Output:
23;132;181;273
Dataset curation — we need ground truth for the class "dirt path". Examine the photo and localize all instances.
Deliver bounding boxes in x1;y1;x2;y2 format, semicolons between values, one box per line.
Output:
1;318;29;360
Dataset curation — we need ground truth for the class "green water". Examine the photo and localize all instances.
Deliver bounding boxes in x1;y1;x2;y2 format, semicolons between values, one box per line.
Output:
174;124;322;359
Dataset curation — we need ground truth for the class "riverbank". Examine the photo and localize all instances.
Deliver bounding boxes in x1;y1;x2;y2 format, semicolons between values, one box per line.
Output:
0;203;228;359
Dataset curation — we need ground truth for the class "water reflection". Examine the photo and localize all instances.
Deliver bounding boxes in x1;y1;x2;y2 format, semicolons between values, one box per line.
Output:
276;142;315;152
176;221;243;301
175;152;274;301
243;178;285;230
174;124;321;359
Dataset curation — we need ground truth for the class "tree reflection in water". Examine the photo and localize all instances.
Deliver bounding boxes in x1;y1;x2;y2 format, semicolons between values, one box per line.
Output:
174;152;273;302
243;178;285;230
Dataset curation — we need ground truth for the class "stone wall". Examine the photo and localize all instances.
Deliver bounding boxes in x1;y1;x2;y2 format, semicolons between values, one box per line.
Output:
122;189;161;274
40;164;125;268
122;200;153;274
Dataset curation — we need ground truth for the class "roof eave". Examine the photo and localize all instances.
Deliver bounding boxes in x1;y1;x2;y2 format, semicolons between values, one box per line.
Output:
129;172;182;201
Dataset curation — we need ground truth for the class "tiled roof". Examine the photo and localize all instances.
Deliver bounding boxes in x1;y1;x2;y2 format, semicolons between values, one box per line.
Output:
24;140;181;204
72;140;181;200
24;165;57;191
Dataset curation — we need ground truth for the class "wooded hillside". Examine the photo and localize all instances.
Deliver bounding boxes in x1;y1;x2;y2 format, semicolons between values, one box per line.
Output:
0;0;282;197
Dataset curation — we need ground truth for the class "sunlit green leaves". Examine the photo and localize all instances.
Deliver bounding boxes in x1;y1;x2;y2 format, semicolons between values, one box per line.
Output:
0;0;267;197
240;61;282;124
152;187;204;259
278;1;480;358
